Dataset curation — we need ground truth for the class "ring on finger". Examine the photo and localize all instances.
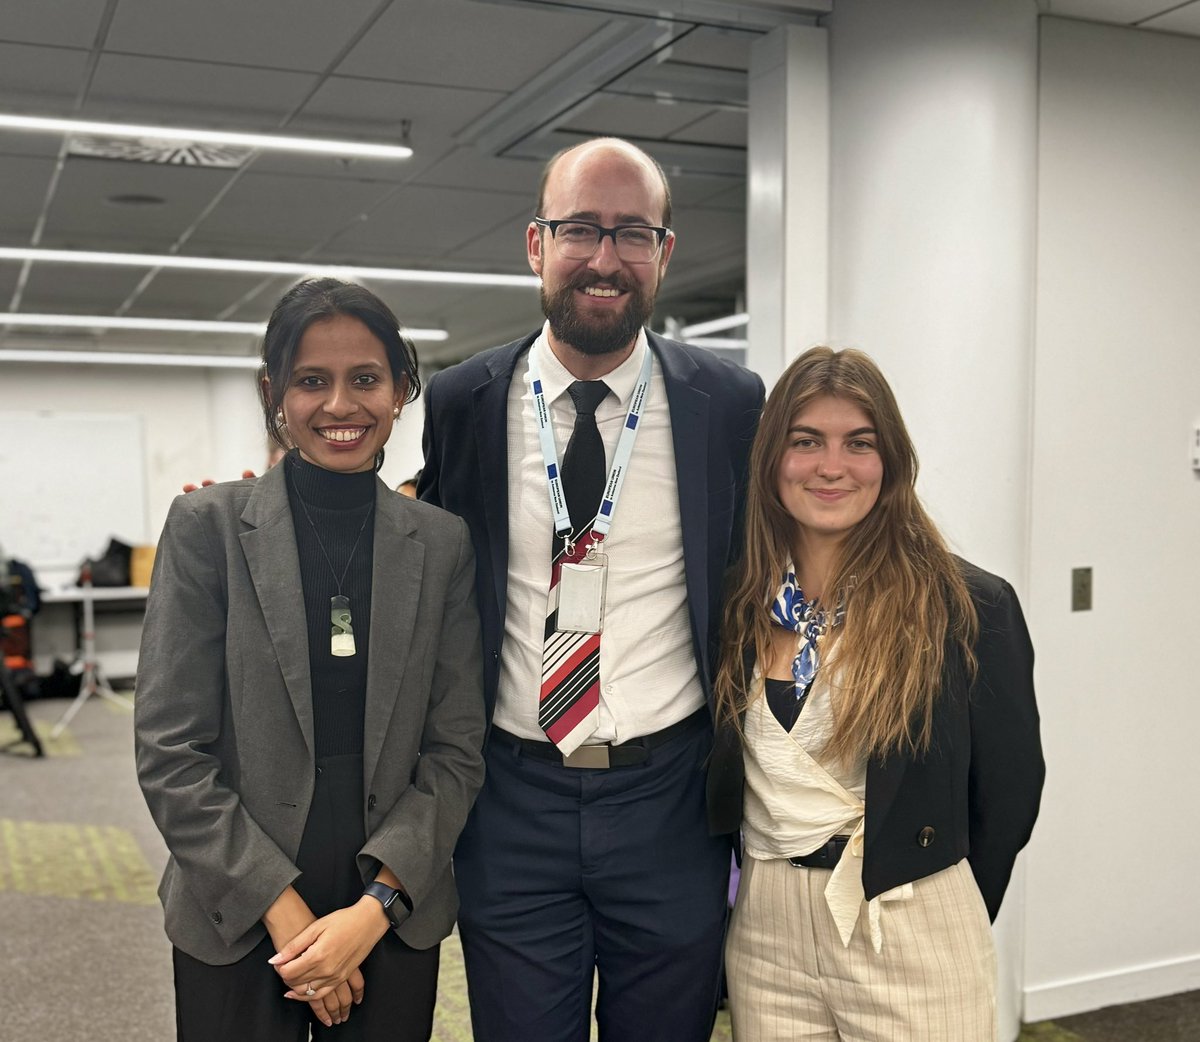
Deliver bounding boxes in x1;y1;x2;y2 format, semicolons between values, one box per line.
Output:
305;984;316;997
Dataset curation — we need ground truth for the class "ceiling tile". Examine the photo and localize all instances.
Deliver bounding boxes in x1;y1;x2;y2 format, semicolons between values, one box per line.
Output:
123;270;285;318
324;184;530;260
105;0;387;72
565;94;719;140
1039;0;1188;23
1140;2;1200;34
412;145;540;197
17;261;148;312
659;25;760;70
337;0;608;91
39;156;233;244
669;108;747;148
0;0;112;48
188;171;397;249
0;41;91;110
83;54;319;125
0;156;59;237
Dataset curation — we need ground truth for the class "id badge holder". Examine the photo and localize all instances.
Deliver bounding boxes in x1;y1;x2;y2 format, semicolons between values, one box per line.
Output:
556;547;609;634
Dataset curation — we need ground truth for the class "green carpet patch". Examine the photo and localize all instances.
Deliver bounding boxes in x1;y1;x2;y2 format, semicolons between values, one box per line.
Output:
0;818;157;904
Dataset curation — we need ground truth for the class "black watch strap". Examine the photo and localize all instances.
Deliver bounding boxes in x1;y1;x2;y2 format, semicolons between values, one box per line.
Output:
363;880;412;927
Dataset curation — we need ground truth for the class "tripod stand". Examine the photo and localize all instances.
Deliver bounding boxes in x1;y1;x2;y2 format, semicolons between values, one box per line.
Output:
50;566;132;739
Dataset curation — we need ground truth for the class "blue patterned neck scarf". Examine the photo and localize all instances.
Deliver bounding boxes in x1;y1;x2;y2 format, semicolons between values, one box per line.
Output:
768;563;846;696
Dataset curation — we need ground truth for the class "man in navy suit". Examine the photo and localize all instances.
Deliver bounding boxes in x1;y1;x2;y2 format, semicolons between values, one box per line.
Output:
420;137;764;1042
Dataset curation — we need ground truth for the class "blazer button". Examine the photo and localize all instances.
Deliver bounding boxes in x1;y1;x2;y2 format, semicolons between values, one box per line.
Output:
367;794;377;810
917;826;936;848
210;910;223;924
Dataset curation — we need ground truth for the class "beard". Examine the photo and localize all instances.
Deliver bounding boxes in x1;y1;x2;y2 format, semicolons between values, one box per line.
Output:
541;271;657;356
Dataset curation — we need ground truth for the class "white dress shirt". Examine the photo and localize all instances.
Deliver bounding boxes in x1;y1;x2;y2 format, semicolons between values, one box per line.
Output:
492;324;705;743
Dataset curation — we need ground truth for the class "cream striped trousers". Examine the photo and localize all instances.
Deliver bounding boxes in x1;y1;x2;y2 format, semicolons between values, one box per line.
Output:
726;856;997;1041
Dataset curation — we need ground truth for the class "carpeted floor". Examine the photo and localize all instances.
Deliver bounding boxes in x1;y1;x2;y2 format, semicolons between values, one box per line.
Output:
0;694;1192;1041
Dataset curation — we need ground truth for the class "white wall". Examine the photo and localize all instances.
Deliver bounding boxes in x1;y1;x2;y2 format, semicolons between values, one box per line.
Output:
2;360;425;574
1023;16;1200;1019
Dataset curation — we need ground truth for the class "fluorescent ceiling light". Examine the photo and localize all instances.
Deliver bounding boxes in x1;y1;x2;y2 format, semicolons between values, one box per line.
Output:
684;337;748;350
0;348;262;369
0;113;412;160
0;247;540;289
0;313;448;341
681;312;748;338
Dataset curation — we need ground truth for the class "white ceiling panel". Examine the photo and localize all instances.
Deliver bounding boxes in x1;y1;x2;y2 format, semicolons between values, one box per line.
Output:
0;156;59;235
1140;2;1200;33
123;270;288;318
17;262;150;311
337;0;608;91
327;184;531;260
187;171;398;250
668;108;747;147
0;0;112;48
0;41;90;110
412;146;540;197
105;0;387;72
659;25;760;70
41;158;233;242
568;94;723;140
83;54;320;125
1038;0;1190;24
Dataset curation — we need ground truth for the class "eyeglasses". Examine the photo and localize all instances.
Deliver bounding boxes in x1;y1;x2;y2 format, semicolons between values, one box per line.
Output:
534;218;671;264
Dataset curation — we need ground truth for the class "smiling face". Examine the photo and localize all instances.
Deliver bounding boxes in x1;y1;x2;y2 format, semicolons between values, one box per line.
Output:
778;395;884;551
528;141;674;365
278;314;402;474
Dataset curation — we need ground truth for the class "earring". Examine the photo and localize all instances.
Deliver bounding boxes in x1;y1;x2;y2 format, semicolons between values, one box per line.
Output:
393;406;400;418
276;409;285;426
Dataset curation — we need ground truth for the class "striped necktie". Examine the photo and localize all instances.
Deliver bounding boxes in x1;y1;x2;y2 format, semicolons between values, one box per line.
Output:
539;380;608;753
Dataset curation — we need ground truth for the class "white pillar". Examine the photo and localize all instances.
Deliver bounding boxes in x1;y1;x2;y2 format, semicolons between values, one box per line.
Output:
747;2;1040;1037
825;2;1039;1038
746;24;829;388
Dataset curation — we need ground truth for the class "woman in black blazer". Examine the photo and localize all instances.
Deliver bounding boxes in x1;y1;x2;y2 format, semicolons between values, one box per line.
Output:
710;347;1043;1041
135;279;485;1041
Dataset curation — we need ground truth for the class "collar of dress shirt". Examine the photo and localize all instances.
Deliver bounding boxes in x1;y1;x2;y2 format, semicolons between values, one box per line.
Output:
530;321;650;411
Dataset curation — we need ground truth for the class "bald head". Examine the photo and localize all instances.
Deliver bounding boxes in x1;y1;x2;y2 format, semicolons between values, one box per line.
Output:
536;137;672;228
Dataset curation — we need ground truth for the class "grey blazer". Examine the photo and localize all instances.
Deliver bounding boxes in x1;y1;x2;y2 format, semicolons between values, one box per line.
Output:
134;463;486;965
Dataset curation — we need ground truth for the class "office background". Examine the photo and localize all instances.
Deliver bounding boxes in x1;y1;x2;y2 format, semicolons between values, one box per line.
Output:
2;1;1198;1039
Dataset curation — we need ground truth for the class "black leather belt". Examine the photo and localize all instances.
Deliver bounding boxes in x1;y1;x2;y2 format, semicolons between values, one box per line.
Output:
493;707;707;769
788;834;850;870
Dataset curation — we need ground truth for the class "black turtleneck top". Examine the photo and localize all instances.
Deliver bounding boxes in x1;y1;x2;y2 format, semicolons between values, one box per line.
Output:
284;451;375;758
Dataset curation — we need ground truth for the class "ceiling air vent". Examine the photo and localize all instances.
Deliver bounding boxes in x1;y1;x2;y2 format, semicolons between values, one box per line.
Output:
67;134;252;168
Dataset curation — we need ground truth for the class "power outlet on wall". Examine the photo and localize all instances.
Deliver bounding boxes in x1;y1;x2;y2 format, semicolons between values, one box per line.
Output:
1071;567;1093;612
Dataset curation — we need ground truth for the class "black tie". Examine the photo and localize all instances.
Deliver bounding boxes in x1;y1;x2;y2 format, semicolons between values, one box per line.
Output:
560;380;609;547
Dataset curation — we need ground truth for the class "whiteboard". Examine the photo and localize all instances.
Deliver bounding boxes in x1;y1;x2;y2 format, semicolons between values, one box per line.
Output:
0;411;149;572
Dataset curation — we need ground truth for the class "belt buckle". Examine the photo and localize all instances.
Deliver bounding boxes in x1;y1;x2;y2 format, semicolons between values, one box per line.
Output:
563;745;610;769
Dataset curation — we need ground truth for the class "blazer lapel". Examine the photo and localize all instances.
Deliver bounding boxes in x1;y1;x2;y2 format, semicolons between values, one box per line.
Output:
362;482;424;788
654;333;712;668
471;336;532;633
239;465;314;755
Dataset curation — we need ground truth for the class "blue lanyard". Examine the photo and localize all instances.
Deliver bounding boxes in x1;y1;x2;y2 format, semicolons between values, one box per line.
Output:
527;342;652;550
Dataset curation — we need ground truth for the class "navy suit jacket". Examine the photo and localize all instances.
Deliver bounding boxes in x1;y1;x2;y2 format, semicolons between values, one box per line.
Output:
419;329;765;729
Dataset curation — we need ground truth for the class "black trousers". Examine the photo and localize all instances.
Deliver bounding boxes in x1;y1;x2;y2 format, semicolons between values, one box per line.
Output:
172;754;439;1041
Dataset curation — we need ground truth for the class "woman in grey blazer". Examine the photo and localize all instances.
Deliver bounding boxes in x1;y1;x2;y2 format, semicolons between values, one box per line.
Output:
135;279;485;1041
710;347;1043;1041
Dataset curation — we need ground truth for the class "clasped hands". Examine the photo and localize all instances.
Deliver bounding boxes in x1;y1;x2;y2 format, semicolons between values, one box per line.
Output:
264;886;391;1027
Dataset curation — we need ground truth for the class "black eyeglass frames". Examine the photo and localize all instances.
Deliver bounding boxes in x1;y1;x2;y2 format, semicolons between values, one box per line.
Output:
534;217;671;263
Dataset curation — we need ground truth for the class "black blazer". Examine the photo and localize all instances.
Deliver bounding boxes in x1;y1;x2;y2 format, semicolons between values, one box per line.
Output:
708;559;1044;921
418;329;765;726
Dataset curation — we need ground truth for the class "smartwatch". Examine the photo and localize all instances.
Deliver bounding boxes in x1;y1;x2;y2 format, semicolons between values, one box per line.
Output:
363;880;412;929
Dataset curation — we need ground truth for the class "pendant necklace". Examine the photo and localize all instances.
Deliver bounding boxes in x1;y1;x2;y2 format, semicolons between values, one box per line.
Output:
294;493;372;657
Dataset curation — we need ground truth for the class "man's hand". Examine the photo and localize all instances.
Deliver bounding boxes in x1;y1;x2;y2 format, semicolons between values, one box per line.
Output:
182;470;257;493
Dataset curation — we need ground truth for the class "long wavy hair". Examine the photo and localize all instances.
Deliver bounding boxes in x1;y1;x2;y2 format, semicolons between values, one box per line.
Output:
714;347;978;764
